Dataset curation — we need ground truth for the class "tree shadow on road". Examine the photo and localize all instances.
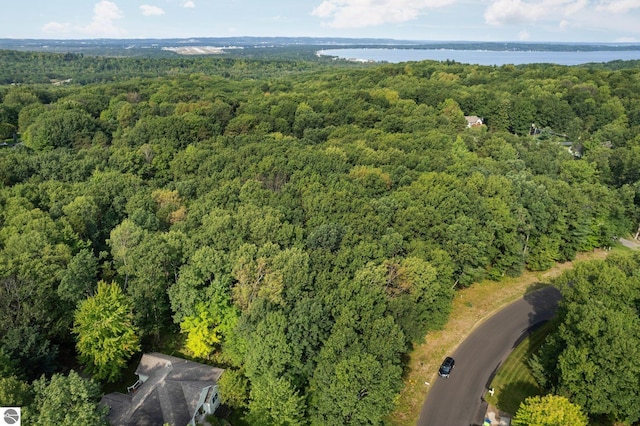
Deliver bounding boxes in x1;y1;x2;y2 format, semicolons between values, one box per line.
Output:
523;283;561;329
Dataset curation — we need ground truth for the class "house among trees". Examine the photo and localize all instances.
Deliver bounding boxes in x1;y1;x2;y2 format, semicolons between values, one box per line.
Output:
465;116;483;127
559;141;584;158
100;353;224;426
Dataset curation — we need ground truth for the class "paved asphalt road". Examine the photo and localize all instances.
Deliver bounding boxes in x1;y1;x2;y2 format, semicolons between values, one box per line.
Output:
417;286;562;426
620;237;640;250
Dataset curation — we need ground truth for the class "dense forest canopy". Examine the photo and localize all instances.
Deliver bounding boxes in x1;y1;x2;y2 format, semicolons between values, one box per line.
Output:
1;49;639;425
531;252;640;424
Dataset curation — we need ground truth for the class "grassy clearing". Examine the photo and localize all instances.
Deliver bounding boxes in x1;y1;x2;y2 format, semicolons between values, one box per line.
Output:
389;248;611;426
483;321;552;414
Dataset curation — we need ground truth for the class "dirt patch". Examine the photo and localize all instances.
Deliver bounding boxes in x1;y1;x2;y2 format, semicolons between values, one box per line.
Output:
390;249;609;426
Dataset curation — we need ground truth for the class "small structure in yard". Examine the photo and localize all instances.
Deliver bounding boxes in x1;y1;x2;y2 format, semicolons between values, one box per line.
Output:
101;352;224;426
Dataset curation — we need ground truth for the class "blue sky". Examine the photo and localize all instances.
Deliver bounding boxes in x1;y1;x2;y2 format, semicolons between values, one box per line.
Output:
2;0;639;42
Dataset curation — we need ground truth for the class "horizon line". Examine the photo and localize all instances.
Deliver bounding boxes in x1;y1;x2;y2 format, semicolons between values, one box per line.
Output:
1;37;640;45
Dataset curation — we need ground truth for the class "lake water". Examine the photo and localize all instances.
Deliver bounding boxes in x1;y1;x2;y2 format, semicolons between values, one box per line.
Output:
318;48;640;66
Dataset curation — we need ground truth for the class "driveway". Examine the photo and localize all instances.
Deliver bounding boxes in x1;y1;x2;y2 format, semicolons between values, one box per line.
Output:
620;237;640;250
417;286;562;426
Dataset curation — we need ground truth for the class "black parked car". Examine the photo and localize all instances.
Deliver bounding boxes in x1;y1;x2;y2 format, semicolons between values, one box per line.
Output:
438;356;455;378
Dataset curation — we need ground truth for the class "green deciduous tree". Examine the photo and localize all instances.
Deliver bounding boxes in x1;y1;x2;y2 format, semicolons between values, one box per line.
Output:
217;368;249;409
73;281;140;382
512;394;588;426
180;295;238;360
246;310;292;373
385;256;453;342
0;202;74;373
535;256;640;423
24;371;107;426
0;350;18;378
180;304;222;359
0;122;15;139
310;351;401;426
3;87;40;109
107;219;145;288
554;305;640;423
232;243;285;312
62;195;100;241
121;232;177;340
0;375;32;407
57;248;99;306
293;102;322;138
168;246;231;324
309;267;405;425
246;373;306;426
1;324;59;381
25;108;96;150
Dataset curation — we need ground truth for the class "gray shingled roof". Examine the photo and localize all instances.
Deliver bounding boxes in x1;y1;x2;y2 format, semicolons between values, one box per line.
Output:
101;353;224;426
465;115;483;126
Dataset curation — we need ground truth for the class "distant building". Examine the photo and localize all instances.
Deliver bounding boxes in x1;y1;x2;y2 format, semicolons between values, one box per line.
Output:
559;141;583;158
465;116;483;128
51;78;73;86
101;353;224;426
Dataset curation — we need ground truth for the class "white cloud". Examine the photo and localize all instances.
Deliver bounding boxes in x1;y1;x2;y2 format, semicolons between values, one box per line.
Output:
42;22;72;34
518;29;530;39
82;1;126;37
596;0;640;13
484;0;587;26
564;0;588;14
561;7;640;36
559;19;570;29
311;0;455;28
93;1;124;21
140;5;165;16
40;1;125;37
183;1;196;8
484;0;546;26
313;1;337;18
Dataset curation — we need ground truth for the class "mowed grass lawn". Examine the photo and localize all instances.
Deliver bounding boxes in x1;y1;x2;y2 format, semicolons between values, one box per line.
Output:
483;321;552;414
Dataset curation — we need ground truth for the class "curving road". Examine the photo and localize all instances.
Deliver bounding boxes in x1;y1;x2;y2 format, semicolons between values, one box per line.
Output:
417;286;562;426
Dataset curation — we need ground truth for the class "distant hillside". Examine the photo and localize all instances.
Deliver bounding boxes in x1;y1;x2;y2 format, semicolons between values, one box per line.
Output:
1;37;639;58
